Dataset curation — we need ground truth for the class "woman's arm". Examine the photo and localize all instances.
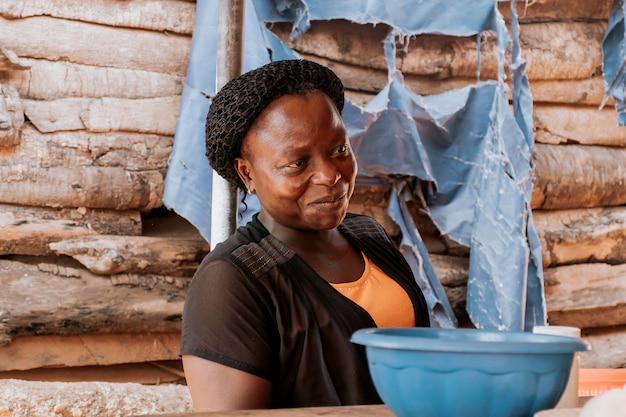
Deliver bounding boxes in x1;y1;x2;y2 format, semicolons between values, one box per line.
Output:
182;354;272;411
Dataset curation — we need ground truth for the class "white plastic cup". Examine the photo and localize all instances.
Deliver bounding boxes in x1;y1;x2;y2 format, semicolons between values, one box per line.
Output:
533;325;581;409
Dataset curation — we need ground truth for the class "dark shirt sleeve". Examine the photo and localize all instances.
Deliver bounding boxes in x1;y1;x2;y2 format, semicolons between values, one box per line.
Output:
179;259;276;380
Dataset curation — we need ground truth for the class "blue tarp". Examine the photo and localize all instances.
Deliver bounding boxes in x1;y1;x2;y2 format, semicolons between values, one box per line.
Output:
163;0;547;331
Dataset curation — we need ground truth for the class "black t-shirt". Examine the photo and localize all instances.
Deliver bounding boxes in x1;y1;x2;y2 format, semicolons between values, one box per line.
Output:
180;213;429;408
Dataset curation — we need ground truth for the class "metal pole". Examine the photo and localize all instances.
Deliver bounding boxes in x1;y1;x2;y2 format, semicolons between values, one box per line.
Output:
211;0;245;245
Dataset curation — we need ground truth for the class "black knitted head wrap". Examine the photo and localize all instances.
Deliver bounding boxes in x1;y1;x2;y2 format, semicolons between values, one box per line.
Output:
205;59;345;190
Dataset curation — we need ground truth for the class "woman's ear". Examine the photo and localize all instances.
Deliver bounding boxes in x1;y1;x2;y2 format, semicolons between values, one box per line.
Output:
234;157;254;193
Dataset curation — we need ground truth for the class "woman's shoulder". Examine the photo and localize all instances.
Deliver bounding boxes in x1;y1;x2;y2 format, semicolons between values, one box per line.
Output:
205;217;267;256
200;219;296;280
341;213;390;240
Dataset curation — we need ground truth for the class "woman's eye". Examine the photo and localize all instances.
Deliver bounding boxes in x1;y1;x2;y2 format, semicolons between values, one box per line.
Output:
333;145;350;156
286;160;305;169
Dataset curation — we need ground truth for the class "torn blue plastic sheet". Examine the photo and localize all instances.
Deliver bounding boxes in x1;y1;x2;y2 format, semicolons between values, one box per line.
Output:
602;0;626;125
349;65;544;330
387;179;457;329
163;0;546;331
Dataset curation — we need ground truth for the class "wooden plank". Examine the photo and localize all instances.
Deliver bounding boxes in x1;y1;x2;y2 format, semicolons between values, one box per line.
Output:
309;53;610;106
314;59;601;108
493;21;606;81
4;125;173;171
23;96;180;135
431;254;470;288
544;263;626;329
0;380;192;416
271;20;605;81
581;325;626;369
49;234;210;276
0;15;191;75
306;53;478;97
0;166;164;211
271;21;495;79
0;259;186;343
7;58;184;100
84;96;181;135
499;0;613;22
0;204;142;256
0;0;196;35
142;405;393;417
0;45;30;70
529;77;610;106
22;97;87;131
0;378;193;417
0;333;182;371
531;144;626;210
0;83;23;146
534;207;626;268
430;254;470;321
534;105;625;147
0;360;184;384
31;258;192;290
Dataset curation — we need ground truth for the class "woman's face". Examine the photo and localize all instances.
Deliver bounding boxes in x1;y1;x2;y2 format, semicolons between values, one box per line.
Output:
235;90;357;233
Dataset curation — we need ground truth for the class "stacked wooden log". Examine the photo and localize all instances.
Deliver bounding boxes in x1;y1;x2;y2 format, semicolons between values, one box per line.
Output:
512;0;626;369
0;379;192;417
0;0;624;388
0;0;200;377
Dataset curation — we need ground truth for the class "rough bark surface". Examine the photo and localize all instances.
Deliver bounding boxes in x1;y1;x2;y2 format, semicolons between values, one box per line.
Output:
22;96;180;135
3;125;173;171
0;0;196;34
0;45;29;71
0;379;192;417
0;204;142;256
0;166;164;211
49;234;209;276
532;144;626;210
271;20;606;81
500;0;613;22
0;333;181;371
544;263;626;329
534;105;625;147
0;84;22;146
0;15;191;75
6;59;184;100
582;325;626;369
0;259;186;344
534;207;626;267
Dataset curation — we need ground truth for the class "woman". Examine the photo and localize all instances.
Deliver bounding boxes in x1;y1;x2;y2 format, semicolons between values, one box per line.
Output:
180;59;430;411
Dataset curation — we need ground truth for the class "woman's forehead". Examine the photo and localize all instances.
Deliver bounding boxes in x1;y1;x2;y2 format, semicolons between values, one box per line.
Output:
242;92;345;154
260;91;340;125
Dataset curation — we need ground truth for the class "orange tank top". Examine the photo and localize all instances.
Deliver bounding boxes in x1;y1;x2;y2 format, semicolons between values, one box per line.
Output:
330;253;415;327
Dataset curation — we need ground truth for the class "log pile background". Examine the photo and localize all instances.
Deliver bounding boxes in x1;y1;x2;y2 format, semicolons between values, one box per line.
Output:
0;0;625;397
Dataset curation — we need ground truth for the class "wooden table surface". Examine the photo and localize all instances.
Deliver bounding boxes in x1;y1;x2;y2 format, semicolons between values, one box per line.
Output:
139;404;394;417
137;400;591;417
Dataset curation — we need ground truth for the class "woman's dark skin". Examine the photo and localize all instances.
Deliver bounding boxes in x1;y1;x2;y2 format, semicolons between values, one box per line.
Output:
182;89;365;411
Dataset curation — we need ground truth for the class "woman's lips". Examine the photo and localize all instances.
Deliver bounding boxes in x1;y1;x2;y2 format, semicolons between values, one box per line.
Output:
311;192;346;205
311;193;346;208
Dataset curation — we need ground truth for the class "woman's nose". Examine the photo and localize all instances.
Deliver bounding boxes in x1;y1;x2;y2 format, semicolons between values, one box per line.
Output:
313;159;341;185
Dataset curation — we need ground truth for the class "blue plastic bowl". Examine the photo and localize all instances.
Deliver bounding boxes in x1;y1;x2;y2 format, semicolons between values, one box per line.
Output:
351;327;589;417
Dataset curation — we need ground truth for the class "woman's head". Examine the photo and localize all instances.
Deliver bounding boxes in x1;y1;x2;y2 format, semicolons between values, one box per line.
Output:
205;59;345;191
205;59;356;233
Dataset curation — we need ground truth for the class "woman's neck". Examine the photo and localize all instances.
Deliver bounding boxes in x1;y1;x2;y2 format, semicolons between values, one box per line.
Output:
258;212;336;252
